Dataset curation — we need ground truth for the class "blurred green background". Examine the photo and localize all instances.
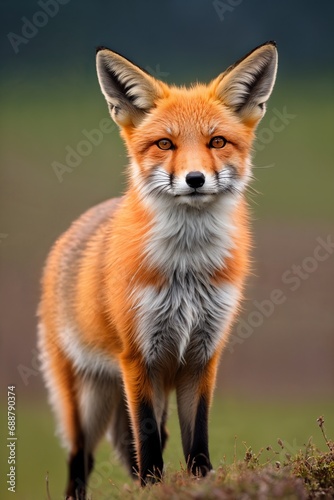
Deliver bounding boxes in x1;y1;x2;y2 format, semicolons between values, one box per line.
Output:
0;1;333;498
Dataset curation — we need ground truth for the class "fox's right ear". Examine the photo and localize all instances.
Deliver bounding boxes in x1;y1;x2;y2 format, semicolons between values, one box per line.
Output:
96;48;166;127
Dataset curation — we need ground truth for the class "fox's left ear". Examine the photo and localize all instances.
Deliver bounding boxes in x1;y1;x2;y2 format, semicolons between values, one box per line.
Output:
212;41;278;125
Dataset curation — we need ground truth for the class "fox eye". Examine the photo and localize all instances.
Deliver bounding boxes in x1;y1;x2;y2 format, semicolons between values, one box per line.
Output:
209;136;227;149
156;138;174;150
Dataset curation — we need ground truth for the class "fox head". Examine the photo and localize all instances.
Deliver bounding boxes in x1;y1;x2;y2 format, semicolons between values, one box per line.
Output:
96;42;277;207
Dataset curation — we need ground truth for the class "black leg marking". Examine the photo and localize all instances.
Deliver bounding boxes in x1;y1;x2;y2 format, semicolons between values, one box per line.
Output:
138;401;163;485
188;395;212;477
65;448;94;499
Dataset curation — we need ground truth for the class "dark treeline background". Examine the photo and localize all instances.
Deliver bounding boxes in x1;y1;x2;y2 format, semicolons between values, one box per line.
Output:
2;0;334;80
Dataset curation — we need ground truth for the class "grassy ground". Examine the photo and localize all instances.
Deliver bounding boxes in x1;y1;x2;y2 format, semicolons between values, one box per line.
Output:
1;396;333;499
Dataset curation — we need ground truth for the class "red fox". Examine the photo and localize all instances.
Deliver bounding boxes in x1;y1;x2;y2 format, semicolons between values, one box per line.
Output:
38;42;277;498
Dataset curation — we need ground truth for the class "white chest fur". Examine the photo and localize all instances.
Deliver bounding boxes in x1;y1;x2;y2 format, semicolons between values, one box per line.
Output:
133;195;241;367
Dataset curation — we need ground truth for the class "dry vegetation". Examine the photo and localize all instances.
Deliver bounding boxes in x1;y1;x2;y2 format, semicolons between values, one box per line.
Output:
108;416;334;500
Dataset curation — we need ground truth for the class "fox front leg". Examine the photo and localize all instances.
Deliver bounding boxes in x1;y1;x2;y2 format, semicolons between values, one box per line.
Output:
176;357;219;476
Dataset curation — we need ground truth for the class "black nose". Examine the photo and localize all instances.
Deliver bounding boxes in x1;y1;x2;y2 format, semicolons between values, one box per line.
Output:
185;171;205;189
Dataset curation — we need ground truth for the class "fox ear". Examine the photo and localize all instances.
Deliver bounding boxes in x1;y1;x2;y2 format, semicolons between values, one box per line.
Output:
213;41;278;125
96;48;166;127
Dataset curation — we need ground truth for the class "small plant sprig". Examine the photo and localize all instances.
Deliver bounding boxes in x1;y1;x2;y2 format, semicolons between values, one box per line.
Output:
317;415;334;452
282;415;334;497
